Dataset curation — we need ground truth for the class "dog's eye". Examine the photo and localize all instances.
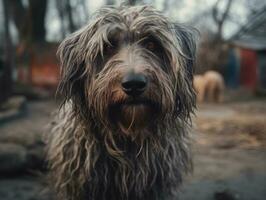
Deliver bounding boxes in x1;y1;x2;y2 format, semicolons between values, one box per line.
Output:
104;43;116;55
145;41;156;51
106;44;114;52
104;39;118;55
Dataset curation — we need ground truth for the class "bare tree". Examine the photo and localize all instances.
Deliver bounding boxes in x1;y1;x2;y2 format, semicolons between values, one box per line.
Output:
56;0;67;38
128;0;138;5
7;0;28;43
0;0;15;104
212;0;233;40
66;0;76;32
162;0;183;13
29;0;48;42
78;0;89;21
106;0;115;5
7;0;48;44
0;0;49;105
56;0;89;36
245;0;266;15
192;0;235;74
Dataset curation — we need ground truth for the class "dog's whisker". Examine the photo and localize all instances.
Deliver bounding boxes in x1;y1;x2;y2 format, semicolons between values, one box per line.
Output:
136;139;144;158
125;106;136;132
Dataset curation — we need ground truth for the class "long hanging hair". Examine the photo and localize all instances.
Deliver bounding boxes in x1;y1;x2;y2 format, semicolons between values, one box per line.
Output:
46;5;196;200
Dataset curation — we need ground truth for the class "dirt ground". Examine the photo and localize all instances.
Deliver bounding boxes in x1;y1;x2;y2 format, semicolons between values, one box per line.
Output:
0;99;266;200
180;101;266;200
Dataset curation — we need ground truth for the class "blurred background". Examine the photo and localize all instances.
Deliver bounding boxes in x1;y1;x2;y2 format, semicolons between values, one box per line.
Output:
0;0;265;200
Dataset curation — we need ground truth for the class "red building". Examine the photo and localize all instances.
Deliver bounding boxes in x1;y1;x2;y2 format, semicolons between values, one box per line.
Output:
226;8;266;93
17;42;60;90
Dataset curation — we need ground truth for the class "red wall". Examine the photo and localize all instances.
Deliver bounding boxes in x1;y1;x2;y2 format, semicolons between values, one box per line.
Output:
240;49;258;90
30;43;60;88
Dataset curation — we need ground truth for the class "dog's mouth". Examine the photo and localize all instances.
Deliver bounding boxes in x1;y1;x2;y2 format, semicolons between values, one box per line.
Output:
118;98;158;107
110;98;160;111
109;98;160;132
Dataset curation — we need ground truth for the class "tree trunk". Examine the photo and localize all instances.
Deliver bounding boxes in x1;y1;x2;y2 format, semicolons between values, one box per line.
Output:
56;0;67;38
29;0;47;42
7;0;47;44
0;0;15;104
128;0;138;6
66;0;76;32
7;0;29;42
212;0;233;41
106;0;115;5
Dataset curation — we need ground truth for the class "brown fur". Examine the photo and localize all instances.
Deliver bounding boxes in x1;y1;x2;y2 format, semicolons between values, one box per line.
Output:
45;5;196;200
204;70;224;102
193;75;205;103
193;71;224;103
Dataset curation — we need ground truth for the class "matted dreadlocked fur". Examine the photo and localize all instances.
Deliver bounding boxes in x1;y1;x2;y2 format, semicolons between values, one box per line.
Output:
46;5;196;200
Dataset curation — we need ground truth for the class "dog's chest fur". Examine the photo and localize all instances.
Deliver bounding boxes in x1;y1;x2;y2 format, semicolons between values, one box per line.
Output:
83;136;181;200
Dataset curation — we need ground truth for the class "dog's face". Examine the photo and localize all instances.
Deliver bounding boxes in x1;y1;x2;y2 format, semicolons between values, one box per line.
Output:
57;6;196;134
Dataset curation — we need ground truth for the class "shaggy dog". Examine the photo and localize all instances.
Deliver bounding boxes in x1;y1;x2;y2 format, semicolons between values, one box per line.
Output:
193;75;205;103
193;71;224;103
204;70;224;103
46;5;196;200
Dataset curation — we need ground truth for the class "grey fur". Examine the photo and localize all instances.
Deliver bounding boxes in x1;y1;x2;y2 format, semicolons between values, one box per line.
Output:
46;5;196;200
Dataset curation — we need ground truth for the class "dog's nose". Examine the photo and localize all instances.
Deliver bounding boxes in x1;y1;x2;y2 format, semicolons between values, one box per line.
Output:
121;73;147;96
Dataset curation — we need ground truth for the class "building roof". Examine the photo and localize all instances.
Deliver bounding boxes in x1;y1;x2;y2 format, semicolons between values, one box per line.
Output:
230;7;266;50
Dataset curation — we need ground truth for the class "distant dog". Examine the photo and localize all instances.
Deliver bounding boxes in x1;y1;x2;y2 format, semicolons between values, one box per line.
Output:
46;5;196;200
204;71;224;102
193;75;205;103
193;71;224;103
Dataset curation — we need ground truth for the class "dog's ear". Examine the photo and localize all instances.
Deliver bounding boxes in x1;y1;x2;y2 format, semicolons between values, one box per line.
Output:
174;24;197;80
57;15;108;102
173;24;197;119
57;30;87;103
